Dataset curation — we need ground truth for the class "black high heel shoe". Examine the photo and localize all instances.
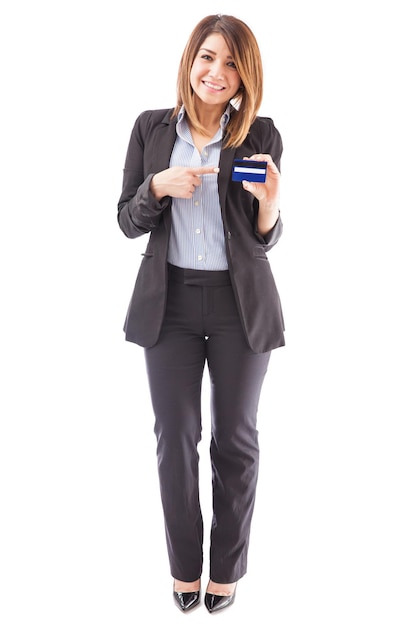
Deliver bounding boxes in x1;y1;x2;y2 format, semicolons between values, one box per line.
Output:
204;583;237;613
173;589;201;612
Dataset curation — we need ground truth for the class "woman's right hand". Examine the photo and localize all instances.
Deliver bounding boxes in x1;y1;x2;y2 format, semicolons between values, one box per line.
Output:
150;165;219;201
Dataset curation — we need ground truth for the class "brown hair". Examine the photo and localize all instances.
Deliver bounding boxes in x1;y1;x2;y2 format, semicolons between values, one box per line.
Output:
173;14;264;149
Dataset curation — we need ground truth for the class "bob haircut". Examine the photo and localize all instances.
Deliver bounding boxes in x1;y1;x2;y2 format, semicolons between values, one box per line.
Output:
173;14;264;149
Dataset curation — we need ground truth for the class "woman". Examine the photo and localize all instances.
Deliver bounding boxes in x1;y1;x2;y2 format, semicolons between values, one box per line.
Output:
117;14;285;613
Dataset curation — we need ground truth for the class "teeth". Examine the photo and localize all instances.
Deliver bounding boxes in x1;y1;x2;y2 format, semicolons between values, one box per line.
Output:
205;82;223;90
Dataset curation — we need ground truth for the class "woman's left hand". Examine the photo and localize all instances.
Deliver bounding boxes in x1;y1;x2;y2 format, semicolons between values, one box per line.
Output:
242;154;281;236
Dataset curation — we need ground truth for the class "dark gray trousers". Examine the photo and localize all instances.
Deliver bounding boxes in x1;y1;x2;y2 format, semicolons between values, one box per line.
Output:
144;264;271;583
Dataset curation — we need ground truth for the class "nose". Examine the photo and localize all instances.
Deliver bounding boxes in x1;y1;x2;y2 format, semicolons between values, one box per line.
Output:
208;60;224;80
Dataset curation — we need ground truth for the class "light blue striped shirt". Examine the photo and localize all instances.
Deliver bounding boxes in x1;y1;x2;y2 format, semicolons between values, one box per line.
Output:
167;106;230;270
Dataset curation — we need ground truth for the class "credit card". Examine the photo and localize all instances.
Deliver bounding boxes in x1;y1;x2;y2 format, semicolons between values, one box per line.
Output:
232;159;267;183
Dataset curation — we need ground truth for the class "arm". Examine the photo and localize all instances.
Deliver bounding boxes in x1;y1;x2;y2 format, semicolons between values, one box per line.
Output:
117;115;220;239
118;172;170;239
242;118;283;242
242;155;281;236
117;115;169;239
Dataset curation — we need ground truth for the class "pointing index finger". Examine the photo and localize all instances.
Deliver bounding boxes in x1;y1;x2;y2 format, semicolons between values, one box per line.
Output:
193;165;220;176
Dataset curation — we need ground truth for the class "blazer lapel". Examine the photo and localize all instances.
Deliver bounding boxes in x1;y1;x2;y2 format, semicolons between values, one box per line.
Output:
219;146;236;210
150;109;177;172
147;109;237;212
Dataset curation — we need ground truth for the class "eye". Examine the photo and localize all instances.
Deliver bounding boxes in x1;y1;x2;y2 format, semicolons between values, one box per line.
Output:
201;54;213;61
227;61;237;70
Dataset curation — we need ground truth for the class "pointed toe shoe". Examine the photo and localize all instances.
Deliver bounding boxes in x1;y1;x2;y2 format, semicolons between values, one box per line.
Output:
173;589;200;612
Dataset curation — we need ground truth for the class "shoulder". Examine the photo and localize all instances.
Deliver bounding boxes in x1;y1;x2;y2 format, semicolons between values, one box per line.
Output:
127;108;176;147
251;115;282;140
133;108;175;131
242;116;283;160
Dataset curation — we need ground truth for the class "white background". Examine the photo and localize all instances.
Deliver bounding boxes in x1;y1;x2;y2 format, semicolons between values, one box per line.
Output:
1;1;417;624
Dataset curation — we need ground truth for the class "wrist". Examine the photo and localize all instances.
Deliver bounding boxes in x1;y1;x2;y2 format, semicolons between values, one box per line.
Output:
150;173;164;201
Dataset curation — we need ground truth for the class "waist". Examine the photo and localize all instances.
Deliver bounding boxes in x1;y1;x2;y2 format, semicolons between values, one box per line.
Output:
167;263;231;287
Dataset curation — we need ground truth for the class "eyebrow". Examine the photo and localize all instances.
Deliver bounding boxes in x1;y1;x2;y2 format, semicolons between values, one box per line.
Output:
199;47;233;59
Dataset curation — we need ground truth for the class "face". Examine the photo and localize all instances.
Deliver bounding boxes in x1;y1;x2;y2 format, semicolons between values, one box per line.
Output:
190;34;242;109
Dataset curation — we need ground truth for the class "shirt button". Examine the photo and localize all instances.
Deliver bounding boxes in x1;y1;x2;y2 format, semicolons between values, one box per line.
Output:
198;255;203;261
195;228;201;234
194;201;199;206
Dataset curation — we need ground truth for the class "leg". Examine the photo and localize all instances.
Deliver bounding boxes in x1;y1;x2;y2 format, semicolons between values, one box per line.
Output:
206;316;271;584
144;281;207;582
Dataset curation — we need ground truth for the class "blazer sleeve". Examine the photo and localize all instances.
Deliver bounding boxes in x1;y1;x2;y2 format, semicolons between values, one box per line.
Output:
117;113;170;239
259;213;283;248
253;117;284;249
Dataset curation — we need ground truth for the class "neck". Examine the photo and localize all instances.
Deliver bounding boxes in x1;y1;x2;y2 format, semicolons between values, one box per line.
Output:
194;102;225;135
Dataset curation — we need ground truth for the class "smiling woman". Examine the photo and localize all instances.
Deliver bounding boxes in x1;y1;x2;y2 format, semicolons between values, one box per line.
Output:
174;14;264;149
187;34;242;151
190;36;242;101
117;13;285;614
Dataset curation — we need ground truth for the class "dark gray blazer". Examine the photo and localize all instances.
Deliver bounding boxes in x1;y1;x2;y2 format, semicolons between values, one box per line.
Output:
117;108;285;353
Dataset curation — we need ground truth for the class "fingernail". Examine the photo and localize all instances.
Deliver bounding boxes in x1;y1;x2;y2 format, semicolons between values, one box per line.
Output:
213;167;220;173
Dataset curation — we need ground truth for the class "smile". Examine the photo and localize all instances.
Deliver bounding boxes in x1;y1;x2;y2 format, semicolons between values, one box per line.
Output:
203;81;225;91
